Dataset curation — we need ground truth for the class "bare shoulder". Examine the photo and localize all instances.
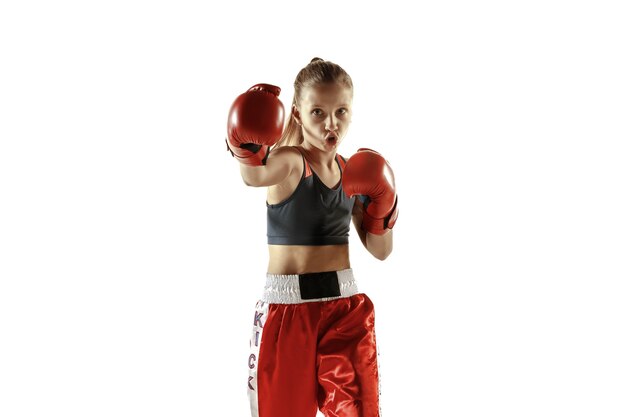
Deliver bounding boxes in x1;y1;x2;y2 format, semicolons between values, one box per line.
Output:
267;145;302;165
240;146;302;188
266;146;304;177
266;146;306;204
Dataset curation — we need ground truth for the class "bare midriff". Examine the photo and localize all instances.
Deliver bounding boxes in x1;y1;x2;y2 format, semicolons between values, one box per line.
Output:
267;244;351;275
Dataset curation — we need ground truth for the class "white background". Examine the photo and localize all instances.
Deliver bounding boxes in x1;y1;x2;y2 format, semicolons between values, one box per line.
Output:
1;1;625;416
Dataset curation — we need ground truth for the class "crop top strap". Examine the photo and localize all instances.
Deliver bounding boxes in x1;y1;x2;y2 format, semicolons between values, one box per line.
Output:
337;153;347;172
294;147;312;178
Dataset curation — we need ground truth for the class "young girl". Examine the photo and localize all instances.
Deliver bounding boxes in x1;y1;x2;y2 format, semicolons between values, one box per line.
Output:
226;58;398;417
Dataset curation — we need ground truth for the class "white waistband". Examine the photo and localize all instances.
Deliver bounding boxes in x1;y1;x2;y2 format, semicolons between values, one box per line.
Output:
262;269;359;304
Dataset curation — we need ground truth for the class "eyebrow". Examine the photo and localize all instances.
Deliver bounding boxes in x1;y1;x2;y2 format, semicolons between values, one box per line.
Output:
311;104;350;108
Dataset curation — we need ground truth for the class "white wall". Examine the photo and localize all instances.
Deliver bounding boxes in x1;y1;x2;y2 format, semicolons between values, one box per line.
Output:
1;1;625;416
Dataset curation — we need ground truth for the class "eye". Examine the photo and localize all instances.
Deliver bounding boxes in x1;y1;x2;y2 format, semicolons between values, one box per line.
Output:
337;108;348;115
312;109;323;116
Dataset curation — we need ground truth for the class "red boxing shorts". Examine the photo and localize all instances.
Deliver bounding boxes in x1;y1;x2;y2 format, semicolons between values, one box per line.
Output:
247;269;381;417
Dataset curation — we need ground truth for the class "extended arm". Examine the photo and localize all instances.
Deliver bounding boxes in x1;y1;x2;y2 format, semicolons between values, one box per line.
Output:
226;83;298;187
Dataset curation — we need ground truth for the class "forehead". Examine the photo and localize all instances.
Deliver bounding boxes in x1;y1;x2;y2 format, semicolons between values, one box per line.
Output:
299;83;353;107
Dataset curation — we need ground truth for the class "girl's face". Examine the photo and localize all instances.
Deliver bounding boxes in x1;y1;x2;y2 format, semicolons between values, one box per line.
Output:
294;82;353;151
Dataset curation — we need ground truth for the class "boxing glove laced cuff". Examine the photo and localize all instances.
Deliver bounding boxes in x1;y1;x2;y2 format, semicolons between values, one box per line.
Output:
225;138;271;166
361;195;399;235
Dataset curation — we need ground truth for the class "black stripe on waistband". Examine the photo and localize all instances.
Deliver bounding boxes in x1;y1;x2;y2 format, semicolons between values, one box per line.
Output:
298;271;341;300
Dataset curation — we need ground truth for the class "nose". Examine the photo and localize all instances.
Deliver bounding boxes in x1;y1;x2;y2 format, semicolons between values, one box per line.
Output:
325;115;338;132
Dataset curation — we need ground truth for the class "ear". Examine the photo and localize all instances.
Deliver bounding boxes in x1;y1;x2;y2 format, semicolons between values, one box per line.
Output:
292;104;303;126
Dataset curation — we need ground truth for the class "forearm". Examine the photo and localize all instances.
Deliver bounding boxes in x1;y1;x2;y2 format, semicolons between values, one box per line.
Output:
365;228;393;260
240;163;261;186
353;199;394;260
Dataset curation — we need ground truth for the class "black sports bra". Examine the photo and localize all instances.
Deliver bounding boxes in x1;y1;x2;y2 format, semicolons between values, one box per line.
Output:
266;148;356;245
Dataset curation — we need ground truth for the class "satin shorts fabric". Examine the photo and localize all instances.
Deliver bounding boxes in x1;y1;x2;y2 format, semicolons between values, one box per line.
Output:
248;269;381;417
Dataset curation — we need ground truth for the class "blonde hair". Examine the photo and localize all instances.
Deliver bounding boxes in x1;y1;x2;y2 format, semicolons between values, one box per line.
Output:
272;58;353;149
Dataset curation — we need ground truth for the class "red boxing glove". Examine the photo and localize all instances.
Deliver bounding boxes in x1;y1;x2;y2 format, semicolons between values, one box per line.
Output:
226;84;285;166
342;148;399;235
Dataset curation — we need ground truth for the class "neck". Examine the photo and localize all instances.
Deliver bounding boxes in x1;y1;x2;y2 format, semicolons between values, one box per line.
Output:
300;143;337;168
